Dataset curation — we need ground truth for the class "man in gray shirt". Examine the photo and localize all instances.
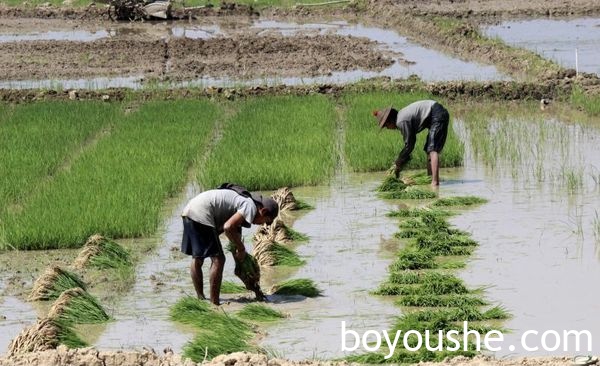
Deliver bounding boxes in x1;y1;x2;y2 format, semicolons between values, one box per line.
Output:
373;100;450;186
181;185;279;305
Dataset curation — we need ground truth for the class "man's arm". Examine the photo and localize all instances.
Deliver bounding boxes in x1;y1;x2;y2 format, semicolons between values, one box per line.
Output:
223;212;247;261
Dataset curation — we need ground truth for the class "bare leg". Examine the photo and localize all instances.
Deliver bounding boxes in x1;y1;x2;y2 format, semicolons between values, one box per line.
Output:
429;151;440;186
209;255;226;306
191;257;206;300
427;157;432;176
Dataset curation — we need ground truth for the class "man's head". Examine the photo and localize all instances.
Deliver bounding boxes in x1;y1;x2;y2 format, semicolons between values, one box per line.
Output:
373;107;397;129
251;195;279;225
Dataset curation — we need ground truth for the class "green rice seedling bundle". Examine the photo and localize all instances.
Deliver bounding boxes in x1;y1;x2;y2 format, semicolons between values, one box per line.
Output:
394;228;422;239
237;303;286;322
230;249;265;300
220;281;248;294
379;187;437;200
390;248;437;271
201;95;337;190
388;271;456;285
73;234;131;269
269;243;304;266
29;266;87;301
387;207;452;218
293;199;313;210
376;176;408;192
433;196;488;207
405;171;432;185
396;294;487;307
0;102;115;222
6;317;86;356
271;278;322;297
482;305;511;320
414;235;476;256
2;100;218;249
47;287;110;324
375;274;468;296
170;297;256;361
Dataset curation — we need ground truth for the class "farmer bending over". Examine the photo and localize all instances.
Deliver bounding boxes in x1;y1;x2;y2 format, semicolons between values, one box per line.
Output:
374;100;450;186
181;184;279;305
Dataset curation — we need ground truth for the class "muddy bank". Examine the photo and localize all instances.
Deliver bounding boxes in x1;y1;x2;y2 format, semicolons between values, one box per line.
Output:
0;77;587;103
0;349;583;366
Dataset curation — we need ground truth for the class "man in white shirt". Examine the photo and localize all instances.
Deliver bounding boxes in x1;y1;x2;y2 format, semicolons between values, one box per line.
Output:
181;185;279;305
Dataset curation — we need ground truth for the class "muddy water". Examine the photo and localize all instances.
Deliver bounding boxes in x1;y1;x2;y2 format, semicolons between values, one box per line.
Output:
0;294;38;354
446;116;600;357
483;18;600;75
0;19;506;89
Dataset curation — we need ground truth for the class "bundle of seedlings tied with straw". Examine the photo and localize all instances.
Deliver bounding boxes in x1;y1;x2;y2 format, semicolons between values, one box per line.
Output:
6;317;85;356
47;287;110;324
29;266;87;301
73;234;132;269
270;187;313;211
252;218;305;267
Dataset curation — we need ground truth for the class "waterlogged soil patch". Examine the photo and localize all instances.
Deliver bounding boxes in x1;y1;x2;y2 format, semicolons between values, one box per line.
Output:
0;33;393;82
167;35;393;80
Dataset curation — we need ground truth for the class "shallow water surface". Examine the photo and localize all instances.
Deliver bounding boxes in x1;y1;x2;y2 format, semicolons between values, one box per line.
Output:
483;18;600;75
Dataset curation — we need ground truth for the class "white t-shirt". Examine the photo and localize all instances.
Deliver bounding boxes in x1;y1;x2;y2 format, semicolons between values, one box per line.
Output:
182;189;257;232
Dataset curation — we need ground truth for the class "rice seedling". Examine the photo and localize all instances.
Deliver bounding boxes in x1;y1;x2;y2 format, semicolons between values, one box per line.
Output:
482;305;511;320
404;171;432;185
376;176;408;192
294;199;314;210
379;187;437;200
389;248;437;271
0;102;115;222
342;92;464;172
283;226;309;242
375;273;469;296
387;207;452;218
388;271;455;285
269;243;305;267
170;296;256;361
47;287;110;324
237;304;286;322
271;278;322;297
221;281;248;294
200;95;337;190
6;317;86;356
2;100;218;249
571;86;600;117
29;266;87;301
73;234;131;269
396;294;487;307
414;234;477;256
432;196;488;207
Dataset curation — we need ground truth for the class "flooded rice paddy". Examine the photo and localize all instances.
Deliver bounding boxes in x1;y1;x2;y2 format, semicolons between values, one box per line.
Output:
1;110;600;358
0;18;507;89
483;17;600;75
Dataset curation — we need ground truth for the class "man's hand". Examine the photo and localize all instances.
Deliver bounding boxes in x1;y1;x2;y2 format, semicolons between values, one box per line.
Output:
234;247;246;262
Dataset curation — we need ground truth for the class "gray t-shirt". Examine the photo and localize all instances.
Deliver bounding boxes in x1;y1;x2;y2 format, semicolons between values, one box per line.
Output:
395;100;437;164
182;189;257;232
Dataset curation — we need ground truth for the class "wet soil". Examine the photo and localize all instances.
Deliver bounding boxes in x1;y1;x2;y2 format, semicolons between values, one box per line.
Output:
0;33;392;81
0;349;584;366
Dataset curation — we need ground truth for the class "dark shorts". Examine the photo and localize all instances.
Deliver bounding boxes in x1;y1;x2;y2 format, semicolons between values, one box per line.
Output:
181;217;223;259
424;103;450;154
